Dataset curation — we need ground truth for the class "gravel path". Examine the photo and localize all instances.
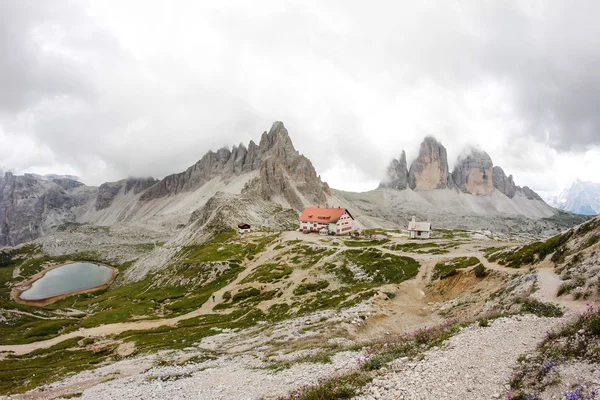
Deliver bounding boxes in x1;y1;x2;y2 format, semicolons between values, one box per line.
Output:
354;314;562;400
66;352;359;400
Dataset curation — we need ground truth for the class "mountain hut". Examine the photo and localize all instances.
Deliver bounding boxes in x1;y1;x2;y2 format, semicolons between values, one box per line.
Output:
298;207;354;235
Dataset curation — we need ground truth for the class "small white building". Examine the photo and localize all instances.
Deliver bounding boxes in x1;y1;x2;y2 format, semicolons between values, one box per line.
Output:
408;216;431;239
298;207;354;235
238;223;251;234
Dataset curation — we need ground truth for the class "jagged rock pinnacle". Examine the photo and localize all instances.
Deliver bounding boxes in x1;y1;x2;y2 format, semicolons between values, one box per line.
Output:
452;148;494;195
380;150;409;190
408;137;452;190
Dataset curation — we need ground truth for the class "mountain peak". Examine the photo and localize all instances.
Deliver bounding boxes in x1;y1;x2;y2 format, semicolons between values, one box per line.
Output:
551;180;600;215
139;121;328;210
452;147;494;195
408;137;452;190
259;121;298;157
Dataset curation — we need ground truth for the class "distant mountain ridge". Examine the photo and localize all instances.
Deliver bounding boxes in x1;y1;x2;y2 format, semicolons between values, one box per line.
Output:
547;180;600;215
32;174;81;182
0;122;330;246
0;122;584;248
380;137;542;200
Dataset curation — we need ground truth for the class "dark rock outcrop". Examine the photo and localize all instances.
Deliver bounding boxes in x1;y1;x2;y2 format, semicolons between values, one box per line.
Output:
379;151;409;190
452;149;494;195
408;137;452;190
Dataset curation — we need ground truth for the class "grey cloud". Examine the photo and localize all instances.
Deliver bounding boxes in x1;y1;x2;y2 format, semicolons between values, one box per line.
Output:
0;1;96;112
1;0;600;190
309;1;600;151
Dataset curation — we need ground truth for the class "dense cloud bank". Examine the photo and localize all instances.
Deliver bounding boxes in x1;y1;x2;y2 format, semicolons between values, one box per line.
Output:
0;0;599;192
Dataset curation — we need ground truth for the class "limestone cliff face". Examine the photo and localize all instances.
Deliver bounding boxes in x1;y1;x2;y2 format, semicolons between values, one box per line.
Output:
379;151;409;190
452;149;494;195
0;173;88;246
492;166;517;198
408;137;452;190
141;121;330;211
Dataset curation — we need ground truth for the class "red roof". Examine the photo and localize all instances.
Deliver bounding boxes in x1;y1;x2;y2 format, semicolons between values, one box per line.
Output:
298;207;352;223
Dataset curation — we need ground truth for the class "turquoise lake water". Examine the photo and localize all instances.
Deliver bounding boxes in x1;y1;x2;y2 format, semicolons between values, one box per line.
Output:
20;262;113;300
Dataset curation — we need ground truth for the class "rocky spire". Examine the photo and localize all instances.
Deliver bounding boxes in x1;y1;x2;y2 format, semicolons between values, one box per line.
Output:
492;166;517;198
408;137;452;190
452;148;494;195
379;151;409;190
243;121;330;210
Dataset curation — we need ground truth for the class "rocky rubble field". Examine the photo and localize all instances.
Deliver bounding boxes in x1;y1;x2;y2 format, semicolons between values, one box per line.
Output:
356;315;559;400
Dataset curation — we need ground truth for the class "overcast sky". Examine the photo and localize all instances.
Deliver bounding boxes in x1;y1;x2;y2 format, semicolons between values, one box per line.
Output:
1;0;600;196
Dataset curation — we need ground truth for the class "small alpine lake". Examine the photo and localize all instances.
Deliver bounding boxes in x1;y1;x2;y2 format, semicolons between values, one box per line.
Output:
18;262;116;303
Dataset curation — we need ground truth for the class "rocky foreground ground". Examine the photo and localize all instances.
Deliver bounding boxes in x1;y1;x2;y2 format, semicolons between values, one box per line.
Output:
356;314;558;400
3;309;595;400
2;216;599;400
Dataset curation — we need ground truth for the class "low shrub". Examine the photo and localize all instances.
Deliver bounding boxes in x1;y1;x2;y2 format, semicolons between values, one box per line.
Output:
495;231;573;268
508;304;600;398
518;299;564;318
587;313;600;336
473;264;488;278
232;287;261;302
383;291;396;300
279;372;371;400
478;319;489;327
361;357;382;371
557;283;574;297
432;257;479;280
440;269;458;279
293;281;329;296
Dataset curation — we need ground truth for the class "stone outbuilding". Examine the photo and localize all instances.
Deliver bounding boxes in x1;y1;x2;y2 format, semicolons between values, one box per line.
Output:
238;223;251;234
408;216;431;239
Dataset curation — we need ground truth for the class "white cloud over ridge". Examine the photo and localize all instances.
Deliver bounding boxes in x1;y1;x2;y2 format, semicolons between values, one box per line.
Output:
1;0;599;195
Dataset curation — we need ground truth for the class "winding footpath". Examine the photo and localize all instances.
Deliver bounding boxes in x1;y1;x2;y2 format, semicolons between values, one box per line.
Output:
0;240;581;357
354;265;587;400
0;235;590;400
